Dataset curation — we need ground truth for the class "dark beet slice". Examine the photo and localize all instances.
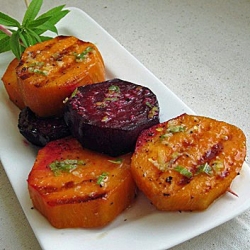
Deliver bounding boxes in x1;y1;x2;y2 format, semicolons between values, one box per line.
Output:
64;78;160;156
18;107;71;147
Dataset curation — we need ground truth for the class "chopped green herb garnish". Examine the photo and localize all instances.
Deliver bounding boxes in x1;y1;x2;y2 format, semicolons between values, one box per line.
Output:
97;172;109;186
74;46;93;62
167;125;186;133
171;152;181;159
95;101;106;108
49;159;85;176
211;161;224;173
63;88;78;104
108;85;120;93
104;97;119;102
195;162;213;176
108;158;123;164
71;87;78;98
148;106;159;119
174;165;193;178
146;102;153;108
160;133;172;139
28;61;45;67
28;68;48;75
101;115;110;122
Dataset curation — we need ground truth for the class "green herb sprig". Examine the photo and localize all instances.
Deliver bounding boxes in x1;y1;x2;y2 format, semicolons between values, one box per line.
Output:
0;0;70;59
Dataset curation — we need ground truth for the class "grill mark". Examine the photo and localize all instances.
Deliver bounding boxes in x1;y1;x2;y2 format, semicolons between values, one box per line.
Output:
28;37;77;62
50;39;90;62
39;177;109;206
173;142;224;186
35;36;71;56
198;142;224;165
18;38;94;83
178;176;191;185
47;192;108;206
38;178;99;195
19;72;30;80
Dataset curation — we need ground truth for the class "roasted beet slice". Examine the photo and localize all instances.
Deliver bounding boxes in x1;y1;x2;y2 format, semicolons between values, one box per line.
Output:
64;78;160;156
18;107;71;146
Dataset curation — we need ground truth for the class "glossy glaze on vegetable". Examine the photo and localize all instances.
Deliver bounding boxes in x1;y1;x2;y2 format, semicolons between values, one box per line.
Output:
16;36;105;117
28;137;136;228
131;113;246;211
18;107;70;146
64;78;160;156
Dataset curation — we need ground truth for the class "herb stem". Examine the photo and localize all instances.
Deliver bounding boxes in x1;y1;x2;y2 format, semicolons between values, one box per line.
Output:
24;0;30;8
0;25;12;36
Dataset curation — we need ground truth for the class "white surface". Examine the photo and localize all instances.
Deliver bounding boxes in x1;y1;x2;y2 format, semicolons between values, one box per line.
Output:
0;1;250;250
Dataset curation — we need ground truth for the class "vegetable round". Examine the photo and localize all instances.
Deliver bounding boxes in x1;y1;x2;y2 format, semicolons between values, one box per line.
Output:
64;78;160;156
131;114;246;211
18;107;70;146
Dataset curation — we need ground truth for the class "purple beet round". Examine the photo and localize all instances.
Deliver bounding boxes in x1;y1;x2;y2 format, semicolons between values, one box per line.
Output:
64;78;159;156
18;107;71;146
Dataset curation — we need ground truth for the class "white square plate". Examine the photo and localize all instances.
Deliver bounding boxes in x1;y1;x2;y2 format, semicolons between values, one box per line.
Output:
0;7;250;250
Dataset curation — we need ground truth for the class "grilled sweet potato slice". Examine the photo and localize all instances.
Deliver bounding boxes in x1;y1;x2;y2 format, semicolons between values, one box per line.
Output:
28;137;136;228
1;58;25;109
64;78;160;156
16;36;105;117
131;113;246;211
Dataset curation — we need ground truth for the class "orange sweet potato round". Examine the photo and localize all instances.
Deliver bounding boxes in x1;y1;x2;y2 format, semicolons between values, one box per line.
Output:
16;36;105;117
1;58;25;109
131;113;246;211
28;137;136;228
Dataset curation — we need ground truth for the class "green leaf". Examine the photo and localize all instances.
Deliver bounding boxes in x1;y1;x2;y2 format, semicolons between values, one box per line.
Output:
0;0;70;58
26;27;42;43
27;16;52;28
44;9;70;26
44;24;58;34
0;12;20;27
10;31;22;59
19;31;29;48
22;0;43;25
34;22;58;35
33;9;69;35
0;30;8;39
36;5;65;21
40;35;53;42
22;31;36;46
0;35;10;53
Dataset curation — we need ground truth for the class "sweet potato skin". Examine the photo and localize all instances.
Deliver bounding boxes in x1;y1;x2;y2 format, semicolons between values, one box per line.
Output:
131;114;246;211
28;137;136;228
16;36;105;117
1;58;25;109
